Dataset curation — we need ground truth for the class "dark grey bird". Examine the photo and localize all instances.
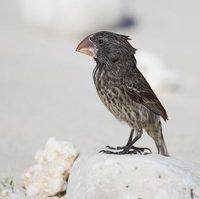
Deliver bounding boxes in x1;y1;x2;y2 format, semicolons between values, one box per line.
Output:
76;31;169;156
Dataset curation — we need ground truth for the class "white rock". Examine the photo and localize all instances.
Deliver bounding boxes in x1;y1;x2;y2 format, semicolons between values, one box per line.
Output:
67;154;200;199
136;50;179;93
23;137;78;197
0;191;65;199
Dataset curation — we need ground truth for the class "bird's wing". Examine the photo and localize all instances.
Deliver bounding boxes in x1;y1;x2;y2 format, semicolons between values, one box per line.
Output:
123;68;168;120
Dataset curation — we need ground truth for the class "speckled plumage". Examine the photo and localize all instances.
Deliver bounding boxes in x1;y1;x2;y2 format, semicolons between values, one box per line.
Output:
93;66;158;129
78;31;169;156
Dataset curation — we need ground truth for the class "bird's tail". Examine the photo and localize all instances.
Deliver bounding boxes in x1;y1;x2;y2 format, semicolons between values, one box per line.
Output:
155;132;169;156
145;121;169;156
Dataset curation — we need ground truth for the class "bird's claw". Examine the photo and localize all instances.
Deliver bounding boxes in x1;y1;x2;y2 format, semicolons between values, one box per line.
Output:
131;146;152;154
99;149;137;155
106;145;123;150
100;145;152;155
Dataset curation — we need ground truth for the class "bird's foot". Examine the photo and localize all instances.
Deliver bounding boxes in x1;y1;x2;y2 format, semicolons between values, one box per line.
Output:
99;145;152;155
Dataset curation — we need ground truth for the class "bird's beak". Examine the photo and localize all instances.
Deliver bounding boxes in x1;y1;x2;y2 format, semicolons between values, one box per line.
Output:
76;36;97;58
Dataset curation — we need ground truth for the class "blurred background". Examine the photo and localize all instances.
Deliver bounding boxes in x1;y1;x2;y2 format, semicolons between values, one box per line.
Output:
0;0;200;184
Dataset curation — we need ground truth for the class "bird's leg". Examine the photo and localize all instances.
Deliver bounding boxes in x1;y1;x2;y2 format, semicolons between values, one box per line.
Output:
125;129;134;146
106;129;134;150
124;129;152;154
100;129;152;155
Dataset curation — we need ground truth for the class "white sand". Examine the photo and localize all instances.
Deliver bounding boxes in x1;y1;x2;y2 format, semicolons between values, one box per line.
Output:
0;0;200;187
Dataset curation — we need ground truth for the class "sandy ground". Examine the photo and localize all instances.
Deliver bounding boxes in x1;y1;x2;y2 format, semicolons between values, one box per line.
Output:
0;0;200;185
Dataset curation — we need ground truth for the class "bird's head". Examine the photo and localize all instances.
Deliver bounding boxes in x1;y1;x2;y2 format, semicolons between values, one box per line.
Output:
76;31;136;64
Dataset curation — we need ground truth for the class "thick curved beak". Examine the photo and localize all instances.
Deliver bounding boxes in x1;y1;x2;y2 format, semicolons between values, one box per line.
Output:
76;36;97;58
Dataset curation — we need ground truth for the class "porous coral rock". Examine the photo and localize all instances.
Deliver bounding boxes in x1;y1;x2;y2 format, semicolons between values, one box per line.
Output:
23;137;78;197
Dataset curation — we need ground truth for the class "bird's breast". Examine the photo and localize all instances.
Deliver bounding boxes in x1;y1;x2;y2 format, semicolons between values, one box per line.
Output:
93;66;132;122
92;66;157;129
93;66;121;110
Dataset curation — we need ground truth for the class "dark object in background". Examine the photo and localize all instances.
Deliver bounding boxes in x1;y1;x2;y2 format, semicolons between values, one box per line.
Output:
117;0;137;28
76;31;169;156
117;16;136;28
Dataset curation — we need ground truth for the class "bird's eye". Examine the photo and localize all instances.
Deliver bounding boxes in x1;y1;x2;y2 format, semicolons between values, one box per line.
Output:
98;39;103;44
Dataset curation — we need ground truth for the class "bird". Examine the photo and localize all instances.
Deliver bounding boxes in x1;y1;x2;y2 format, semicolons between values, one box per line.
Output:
76;31;169;156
